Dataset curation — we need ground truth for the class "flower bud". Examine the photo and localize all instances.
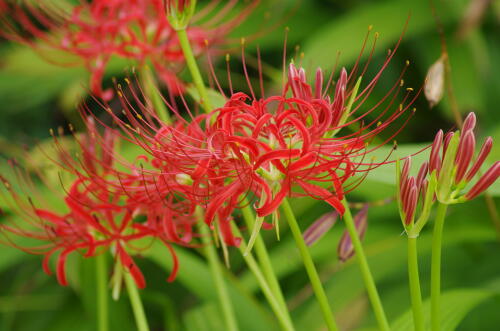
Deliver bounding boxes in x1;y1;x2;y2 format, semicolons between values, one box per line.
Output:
462;112;476;132
429;130;443;174
165;0;197;30
464;162;500;200
465;137;493;182
338;205;368;262
454;130;475;184
303;211;338;246
437;132;460;202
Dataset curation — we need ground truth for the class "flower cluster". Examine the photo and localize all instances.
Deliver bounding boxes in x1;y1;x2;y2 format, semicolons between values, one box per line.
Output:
0;122;192;288
98;33;418;248
0;0;255;99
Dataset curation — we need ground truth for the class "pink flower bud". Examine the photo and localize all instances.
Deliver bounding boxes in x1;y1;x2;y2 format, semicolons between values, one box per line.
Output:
402;157;412;179
338;205;368;262
303;211;338;246
416;161;429;190
443;131;455;158
462;112;476;132
465;137;493;182
465;162;500;200
404;186;418;225
429;130;443;173
454;130;475;184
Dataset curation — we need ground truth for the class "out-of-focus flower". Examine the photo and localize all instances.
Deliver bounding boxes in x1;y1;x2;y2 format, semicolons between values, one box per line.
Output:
428;112;498;204
0;125;191;288
0;0;256;99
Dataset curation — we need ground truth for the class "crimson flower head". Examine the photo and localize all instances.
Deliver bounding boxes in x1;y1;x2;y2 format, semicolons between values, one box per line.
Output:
100;29;418;246
0;0;255;100
428;112;499;203
0;125;190;288
196;51;417;228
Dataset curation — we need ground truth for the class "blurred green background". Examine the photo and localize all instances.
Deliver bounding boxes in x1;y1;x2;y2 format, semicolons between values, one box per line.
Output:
0;0;499;330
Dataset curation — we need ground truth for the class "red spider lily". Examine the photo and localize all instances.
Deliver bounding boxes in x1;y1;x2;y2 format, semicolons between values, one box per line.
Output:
86;99;242;246
428;113;499;203
197;55;418;227
84;26;418;249
0;125;193;288
0;0;257;100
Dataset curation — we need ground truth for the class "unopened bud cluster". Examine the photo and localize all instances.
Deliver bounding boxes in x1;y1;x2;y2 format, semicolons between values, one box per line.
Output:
430;113;498;204
397;112;499;236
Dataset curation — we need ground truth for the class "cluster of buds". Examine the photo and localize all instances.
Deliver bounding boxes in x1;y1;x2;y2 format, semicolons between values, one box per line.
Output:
430;112;498;204
165;0;197;30
0;0;255;99
396;157;437;237
397;112;499;236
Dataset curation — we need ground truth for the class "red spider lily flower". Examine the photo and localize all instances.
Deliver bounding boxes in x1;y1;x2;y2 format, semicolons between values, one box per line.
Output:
428;113;499;204
96;28;418;247
196;53;417;227
94;106;242;246
0;0;257;100
0;126;191;288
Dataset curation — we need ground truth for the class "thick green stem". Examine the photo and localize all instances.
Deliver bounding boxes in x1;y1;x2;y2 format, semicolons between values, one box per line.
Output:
124;268;150;331
431;202;448;331
196;209;239;331
231;225;295;331
140;64;171;124
341;198;390;331
240;203;291;323
407;237;424;331
176;28;213;113
280;198;338;331
96;253;109;331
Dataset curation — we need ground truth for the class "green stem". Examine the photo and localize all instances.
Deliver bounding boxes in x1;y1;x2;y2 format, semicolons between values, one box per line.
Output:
280;198;338;331
407;237;424;331
124;268;150;331
96;253;109;331
140;64;171;124
240;202;292;323
196;208;239;331
231;225;296;331
341;198;390;331
176;28;213;113
431;202;448;331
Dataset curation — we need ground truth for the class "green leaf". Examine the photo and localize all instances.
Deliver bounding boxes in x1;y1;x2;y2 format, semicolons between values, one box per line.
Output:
304;0;459;69
390;288;495;331
183;303;225;331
